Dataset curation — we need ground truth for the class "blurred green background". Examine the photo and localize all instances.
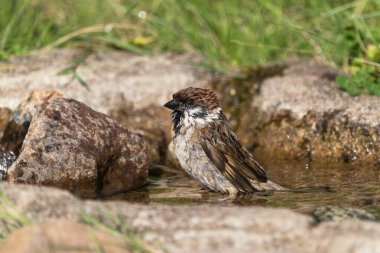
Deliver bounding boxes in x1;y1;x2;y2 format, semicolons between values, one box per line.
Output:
0;0;379;93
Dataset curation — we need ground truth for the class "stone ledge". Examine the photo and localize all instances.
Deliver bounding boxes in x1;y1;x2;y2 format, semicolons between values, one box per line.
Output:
1;183;379;253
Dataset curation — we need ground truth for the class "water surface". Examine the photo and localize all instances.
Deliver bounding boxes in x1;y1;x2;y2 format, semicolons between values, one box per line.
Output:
111;154;380;217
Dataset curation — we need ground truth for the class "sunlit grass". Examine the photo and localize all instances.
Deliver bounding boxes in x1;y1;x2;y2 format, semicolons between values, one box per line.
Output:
80;210;155;253
0;0;379;73
0;190;31;240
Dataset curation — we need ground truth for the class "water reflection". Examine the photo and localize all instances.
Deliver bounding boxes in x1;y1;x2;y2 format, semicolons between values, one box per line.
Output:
112;155;380;217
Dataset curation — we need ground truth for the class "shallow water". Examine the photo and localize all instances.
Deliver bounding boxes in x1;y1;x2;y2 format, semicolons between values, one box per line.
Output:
111;154;380;217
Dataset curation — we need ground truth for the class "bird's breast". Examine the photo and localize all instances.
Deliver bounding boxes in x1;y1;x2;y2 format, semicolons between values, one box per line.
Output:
172;127;196;170
172;127;235;193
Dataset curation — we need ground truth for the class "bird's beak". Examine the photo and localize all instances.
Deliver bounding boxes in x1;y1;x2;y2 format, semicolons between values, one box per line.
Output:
163;99;178;110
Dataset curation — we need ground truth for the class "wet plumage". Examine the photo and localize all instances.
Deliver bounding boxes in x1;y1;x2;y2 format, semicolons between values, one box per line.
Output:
164;87;284;194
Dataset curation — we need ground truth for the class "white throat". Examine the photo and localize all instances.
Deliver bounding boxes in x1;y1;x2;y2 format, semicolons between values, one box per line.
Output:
180;107;221;132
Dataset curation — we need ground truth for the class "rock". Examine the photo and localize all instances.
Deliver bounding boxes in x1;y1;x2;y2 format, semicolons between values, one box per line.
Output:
4;52;380;166
0;107;11;138
238;60;380;164
1;183;380;253
0;145;16;180
313;205;376;222
0;220;132;253
1;91;62;155
0;50;212;165
6;97;150;197
0;183;79;223
109;94;169;165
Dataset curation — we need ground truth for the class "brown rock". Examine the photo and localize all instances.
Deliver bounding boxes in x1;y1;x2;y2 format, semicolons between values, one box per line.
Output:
237;60;380;164
109;94;170;166
0;107;11;138
6;97;150;197
1;91;62;155
0;220;131;253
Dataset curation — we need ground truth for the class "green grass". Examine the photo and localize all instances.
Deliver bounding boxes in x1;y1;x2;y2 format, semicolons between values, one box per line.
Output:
0;190;31;240
0;0;379;88
80;210;154;253
0;189;154;251
336;42;380;96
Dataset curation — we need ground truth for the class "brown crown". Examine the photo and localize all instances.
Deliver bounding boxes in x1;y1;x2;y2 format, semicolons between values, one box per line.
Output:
173;87;219;110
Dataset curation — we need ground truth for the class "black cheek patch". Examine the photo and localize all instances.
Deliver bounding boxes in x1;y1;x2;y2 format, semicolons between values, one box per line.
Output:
172;110;184;134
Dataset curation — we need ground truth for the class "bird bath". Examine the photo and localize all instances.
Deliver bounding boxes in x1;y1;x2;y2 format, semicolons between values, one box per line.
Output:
110;152;380;218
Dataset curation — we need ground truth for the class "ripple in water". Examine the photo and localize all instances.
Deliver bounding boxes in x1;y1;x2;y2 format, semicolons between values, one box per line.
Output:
109;151;380;218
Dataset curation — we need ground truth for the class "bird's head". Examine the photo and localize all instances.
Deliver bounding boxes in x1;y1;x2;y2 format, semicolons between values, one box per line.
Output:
164;87;224;133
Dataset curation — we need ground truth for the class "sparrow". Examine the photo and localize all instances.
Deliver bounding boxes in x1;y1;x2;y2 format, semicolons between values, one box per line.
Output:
164;87;285;195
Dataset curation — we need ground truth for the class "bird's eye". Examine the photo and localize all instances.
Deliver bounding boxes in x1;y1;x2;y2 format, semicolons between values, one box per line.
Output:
185;100;195;107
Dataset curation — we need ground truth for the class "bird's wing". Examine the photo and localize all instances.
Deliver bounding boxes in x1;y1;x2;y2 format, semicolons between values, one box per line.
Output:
200;122;267;193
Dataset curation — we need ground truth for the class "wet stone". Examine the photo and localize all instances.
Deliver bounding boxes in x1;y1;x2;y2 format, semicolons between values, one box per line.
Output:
0;145;16;180
313;206;377;223
237;60;380;164
2;183;380;253
6;97;150;198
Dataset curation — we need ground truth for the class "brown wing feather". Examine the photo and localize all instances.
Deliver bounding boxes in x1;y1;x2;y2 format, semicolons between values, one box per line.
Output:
200;121;267;193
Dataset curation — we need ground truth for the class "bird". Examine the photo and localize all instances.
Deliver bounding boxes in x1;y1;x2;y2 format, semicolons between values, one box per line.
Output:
164;87;285;195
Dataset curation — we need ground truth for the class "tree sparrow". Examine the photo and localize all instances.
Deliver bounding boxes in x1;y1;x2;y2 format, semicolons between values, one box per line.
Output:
164;87;285;195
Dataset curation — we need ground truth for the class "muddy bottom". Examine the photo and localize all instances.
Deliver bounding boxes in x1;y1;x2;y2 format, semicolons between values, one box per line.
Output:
110;153;380;217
